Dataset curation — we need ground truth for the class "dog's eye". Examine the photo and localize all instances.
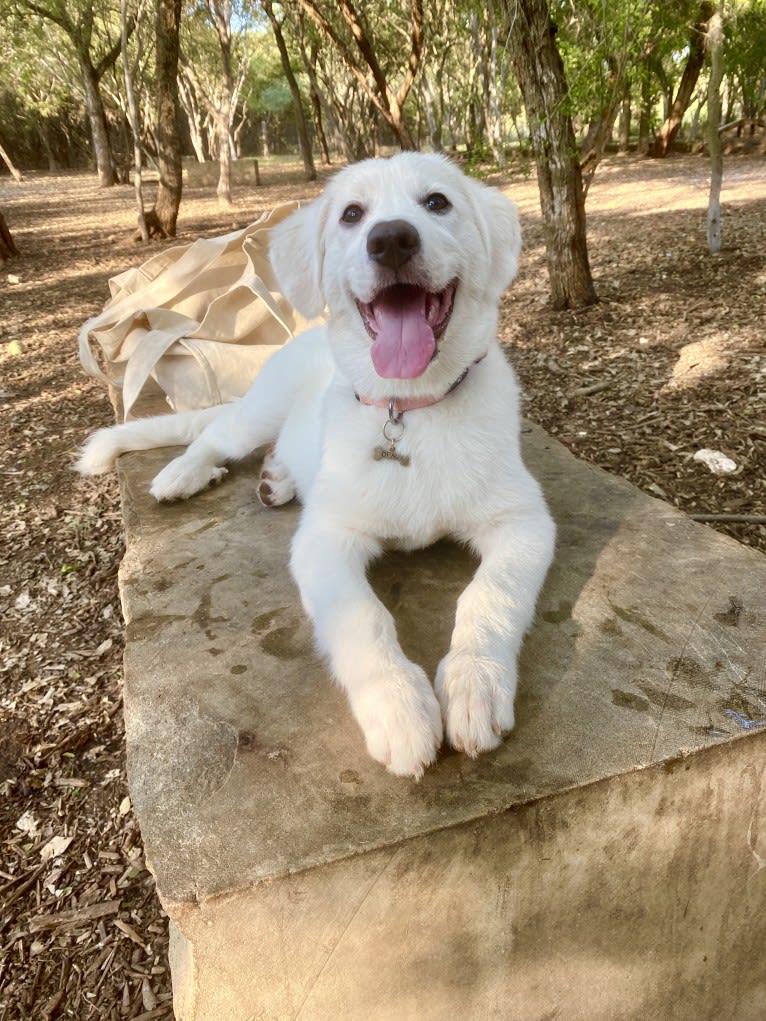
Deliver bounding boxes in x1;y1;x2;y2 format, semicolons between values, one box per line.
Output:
341;204;364;224
423;193;450;214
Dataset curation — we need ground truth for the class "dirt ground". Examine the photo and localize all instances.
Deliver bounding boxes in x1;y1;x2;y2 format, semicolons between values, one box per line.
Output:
1;153;764;1019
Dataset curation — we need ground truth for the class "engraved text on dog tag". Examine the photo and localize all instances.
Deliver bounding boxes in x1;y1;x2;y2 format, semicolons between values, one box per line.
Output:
373;443;410;466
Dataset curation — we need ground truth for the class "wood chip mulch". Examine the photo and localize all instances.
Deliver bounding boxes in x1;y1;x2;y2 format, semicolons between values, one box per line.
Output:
1;154;764;1019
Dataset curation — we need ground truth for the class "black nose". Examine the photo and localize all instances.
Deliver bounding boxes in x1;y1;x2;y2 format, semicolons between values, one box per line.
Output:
366;219;421;271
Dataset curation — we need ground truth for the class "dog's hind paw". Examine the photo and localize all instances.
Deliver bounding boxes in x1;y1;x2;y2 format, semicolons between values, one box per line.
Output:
150;456;228;502
435;652;515;758
352;664;443;780
257;450;296;508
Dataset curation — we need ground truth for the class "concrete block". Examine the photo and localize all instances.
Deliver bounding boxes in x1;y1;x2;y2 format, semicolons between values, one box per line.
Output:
116;416;766;1020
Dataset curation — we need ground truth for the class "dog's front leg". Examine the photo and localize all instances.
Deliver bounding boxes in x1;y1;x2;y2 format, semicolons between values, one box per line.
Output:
291;522;443;779
436;510;555;757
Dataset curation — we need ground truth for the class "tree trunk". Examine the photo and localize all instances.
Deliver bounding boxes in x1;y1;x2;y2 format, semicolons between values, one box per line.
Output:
618;83;631;152
205;0;235;207
0;141;23;182
151;0;183;237
178;71;207;162
262;0;316;181
79;52;117;187
121;0;148;242
706;9;724;255
310;83;332;165
217;104;233;207
648;1;715;158
504;0;597;309
15;0;127;187
0;210;19;261
482;5;505;165
638;67;653;154
294;30;333;163
580;55;623;195
420;72;443;152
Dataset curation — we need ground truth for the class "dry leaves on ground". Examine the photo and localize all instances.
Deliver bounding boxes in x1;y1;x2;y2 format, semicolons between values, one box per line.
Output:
500;154;766;553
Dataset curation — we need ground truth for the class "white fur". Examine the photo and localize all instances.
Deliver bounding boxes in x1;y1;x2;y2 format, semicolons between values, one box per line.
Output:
78;153;555;779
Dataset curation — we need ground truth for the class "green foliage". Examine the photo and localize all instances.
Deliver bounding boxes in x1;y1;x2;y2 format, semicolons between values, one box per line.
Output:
0;0;764;173
552;0;703;129
244;25;292;117
726;0;766;118
0;10;82;165
0;11;73;115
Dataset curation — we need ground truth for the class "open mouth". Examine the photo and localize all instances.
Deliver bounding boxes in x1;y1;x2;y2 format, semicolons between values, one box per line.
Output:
356;281;457;379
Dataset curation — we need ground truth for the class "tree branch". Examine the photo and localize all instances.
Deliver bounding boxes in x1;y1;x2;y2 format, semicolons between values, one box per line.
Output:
394;0;424;113
291;0;391;123
95;17;135;80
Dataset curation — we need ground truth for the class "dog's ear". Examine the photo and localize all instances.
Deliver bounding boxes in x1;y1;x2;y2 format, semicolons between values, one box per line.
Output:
269;198;328;318
472;183;522;298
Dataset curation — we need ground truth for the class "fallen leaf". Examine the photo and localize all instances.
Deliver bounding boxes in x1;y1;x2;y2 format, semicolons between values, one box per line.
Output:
16;811;39;837
41;835;74;862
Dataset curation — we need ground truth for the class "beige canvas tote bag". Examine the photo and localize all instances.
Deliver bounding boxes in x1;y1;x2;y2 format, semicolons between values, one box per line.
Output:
78;202;322;419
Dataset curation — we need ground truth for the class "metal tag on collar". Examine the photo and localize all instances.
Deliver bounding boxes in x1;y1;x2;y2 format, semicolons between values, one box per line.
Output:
372;400;410;466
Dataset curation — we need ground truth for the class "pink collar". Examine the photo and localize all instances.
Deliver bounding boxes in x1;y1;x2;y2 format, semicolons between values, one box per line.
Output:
355;354;486;417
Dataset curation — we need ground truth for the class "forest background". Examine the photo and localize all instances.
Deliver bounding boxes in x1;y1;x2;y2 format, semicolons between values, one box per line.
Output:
2;0;766;299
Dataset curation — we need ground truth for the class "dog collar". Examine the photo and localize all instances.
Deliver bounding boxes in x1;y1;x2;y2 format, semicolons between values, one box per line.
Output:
354;353;486;417
356;354;486;467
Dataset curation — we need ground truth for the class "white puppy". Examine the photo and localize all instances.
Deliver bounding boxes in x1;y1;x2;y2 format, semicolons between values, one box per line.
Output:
78;152;555;779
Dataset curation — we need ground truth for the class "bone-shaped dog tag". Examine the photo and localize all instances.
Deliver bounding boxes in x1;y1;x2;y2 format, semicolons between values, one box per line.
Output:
372;403;410;466
373;443;410;467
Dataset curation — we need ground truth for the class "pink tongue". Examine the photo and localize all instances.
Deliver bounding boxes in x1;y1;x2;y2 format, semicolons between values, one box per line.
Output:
370;289;436;379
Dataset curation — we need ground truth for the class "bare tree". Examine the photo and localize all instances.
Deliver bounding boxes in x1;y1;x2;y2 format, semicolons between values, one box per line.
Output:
706;7;724;255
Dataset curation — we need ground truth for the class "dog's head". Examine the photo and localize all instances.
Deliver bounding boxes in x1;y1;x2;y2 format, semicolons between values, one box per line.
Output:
270;153;521;395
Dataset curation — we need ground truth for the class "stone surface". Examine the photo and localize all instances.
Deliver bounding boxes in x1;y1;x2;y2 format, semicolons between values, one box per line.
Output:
115;414;766;1020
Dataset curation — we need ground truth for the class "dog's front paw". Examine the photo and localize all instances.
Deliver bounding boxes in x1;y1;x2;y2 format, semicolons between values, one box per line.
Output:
150;456;228;502
352;665;443;780
435;652;516;758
